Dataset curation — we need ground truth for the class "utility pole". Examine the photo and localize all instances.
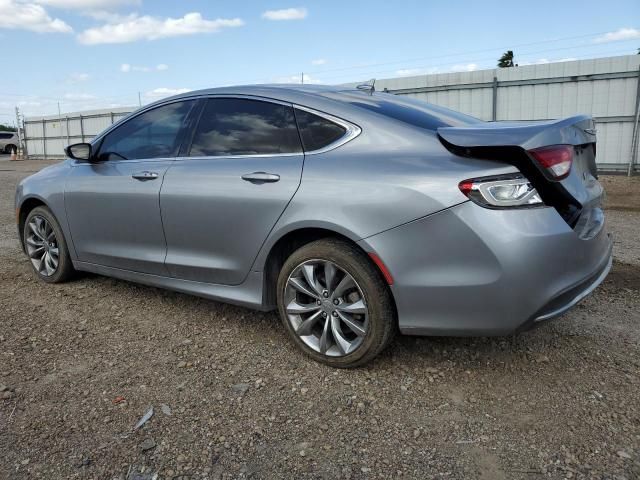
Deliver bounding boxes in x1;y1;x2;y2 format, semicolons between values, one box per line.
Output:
301;72;304;85
14;106;23;156
138;92;142;107
57;102;64;149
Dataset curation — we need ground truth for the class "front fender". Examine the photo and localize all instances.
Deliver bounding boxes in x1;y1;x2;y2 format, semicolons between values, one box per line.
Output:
15;161;77;259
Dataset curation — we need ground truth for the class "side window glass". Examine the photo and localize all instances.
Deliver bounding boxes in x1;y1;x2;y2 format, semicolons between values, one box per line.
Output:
97;101;194;161
189;98;302;156
295;109;347;152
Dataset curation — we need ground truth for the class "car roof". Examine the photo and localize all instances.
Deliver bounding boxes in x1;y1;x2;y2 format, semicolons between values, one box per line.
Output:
151;84;368;108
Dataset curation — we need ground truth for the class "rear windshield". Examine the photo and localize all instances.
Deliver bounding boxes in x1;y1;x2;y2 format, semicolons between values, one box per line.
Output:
335;91;481;130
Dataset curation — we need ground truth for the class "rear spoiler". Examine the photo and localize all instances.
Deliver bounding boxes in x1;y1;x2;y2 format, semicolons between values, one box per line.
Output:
437;114;596;151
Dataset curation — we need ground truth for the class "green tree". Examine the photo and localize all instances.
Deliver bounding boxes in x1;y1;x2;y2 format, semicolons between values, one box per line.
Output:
498;50;515;68
0;124;16;132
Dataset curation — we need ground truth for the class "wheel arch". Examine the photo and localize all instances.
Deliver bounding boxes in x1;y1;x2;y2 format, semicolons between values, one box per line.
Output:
260;225;396;312
17;196;49;250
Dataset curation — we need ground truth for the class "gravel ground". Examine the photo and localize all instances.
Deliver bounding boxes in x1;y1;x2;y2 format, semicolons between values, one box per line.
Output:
0;160;639;480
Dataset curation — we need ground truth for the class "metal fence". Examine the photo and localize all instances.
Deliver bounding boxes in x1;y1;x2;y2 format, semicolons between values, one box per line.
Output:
369;54;640;174
23;107;133;159
23;54;640;173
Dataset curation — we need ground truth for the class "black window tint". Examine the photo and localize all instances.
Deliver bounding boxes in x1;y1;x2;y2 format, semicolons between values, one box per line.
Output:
190;99;301;156
295;109;346;151
0;133;13;139
97;101;194;161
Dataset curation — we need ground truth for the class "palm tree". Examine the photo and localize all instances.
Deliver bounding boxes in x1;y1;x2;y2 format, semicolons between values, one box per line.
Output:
498;50;515;68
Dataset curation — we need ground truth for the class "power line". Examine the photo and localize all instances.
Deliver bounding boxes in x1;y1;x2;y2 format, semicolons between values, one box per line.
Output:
317;45;637;83
2;27;628;102
299;29;628;77
3;35;637;118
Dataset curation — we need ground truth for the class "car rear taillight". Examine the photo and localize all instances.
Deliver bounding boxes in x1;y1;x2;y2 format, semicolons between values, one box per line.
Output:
528;145;573;180
458;174;544;209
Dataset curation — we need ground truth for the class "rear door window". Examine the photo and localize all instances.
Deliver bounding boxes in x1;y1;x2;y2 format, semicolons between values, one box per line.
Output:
189;98;302;156
97;100;194;161
294;109;346;152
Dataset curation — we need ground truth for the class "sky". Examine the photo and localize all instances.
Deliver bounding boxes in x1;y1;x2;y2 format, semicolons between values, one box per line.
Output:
1;0;639;123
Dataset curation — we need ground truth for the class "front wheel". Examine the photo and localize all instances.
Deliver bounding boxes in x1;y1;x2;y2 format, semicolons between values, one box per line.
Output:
277;238;396;368
23;206;74;283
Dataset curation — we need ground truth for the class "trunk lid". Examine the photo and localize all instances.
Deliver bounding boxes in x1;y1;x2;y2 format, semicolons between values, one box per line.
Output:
438;115;603;237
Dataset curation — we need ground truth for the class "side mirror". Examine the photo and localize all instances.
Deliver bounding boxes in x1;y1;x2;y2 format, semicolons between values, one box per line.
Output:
64;143;93;162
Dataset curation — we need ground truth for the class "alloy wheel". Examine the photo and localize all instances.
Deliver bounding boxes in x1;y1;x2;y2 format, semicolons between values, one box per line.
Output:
26;215;59;277
284;259;369;357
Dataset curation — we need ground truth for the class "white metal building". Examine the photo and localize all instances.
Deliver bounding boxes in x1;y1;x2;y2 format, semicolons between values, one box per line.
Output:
23;54;640;172
372;54;640;173
23;107;132;158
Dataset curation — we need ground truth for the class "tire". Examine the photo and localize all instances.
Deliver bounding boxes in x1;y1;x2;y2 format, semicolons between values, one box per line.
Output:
277;238;396;368
23;206;74;283
5;144;16;154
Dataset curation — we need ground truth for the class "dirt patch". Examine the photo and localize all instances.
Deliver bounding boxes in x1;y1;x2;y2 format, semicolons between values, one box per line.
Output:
0;161;639;479
607;261;640;290
601;174;640;212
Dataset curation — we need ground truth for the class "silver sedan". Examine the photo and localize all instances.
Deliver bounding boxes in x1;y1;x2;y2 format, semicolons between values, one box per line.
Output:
15;85;612;367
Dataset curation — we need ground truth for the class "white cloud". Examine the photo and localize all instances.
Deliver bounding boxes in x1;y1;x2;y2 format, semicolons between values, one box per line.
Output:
0;0;72;33
395;67;439;77
519;57;578;66
68;72;90;82
394;63;477;77
64;93;96;100
17;100;43;107
262;7;307;21
85;10;135;22
35;0;138;9
145;87;191;99
275;73;320;84
78;12;244;45
311;58;326;65
594;27;640;43
121;63;169;73
450;63;478;72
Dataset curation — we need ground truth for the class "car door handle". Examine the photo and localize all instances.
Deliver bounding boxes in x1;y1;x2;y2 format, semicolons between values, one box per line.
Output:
241;172;280;183
132;171;159;181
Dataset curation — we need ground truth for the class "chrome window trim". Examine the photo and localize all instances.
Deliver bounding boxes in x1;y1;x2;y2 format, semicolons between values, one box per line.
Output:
87;94;362;161
183;152;303;161
293;104;362;155
71;157;175;167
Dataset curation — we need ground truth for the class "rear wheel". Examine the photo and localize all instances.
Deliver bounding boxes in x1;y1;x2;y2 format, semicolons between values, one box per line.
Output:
5;144;16;154
23;206;74;283
277;238;396;368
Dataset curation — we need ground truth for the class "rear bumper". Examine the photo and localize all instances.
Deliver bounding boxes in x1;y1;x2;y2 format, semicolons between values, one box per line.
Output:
358;201;613;336
522;243;611;329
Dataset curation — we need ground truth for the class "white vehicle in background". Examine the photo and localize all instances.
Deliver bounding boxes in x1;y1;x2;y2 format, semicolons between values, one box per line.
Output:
0;132;18;154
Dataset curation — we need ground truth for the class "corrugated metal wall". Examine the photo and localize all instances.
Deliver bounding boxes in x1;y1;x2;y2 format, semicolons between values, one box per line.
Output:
24;108;133;158
374;55;640;172
23;55;640;171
